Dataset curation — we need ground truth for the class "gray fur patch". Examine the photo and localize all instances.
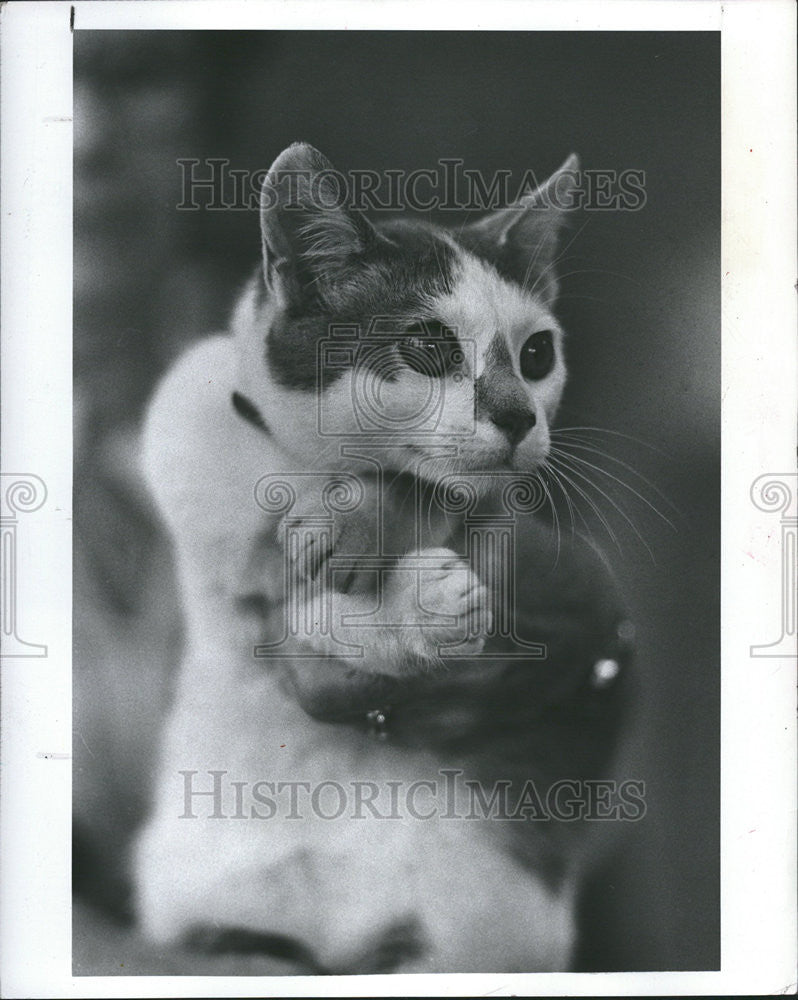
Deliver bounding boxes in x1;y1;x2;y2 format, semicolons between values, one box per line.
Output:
266;219;459;391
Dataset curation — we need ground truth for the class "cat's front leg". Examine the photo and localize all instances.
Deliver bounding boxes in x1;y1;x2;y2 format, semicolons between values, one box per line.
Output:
282;508;378;591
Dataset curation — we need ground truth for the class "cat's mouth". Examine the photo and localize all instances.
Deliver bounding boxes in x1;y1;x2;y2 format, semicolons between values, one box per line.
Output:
402;439;540;474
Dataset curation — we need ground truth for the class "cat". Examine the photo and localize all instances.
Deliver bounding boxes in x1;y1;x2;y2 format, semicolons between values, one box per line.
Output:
132;142;632;974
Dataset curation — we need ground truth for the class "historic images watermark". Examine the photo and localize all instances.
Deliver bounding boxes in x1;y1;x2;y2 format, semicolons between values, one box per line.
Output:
176;158;647;213
0;474;48;658
750;473;797;657
178;768;647;823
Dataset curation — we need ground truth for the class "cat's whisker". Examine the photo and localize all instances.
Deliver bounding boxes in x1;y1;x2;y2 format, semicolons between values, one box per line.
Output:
541;459;578;541
524;215;591;297
550;293;611;305
519;221;559;295
550;439;681;518
552;424;667;455
454;212;475;243
546;457;606;563
544;456;610;553
528;263;591;296
534;465;562;566
432;237;454;300
517;199;582;295
545;468;565;566
387;467;418;539
546;453;624;555
551;452;673;548
550;451;657;563
543;265;641;287
423;466;441;539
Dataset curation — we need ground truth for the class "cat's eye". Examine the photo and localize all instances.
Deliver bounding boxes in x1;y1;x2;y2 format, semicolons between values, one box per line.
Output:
520;330;555;381
397;320;462;378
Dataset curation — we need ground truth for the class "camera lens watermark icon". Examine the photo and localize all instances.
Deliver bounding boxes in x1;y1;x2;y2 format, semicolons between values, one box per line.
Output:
316;318;476;438
1;474;48;658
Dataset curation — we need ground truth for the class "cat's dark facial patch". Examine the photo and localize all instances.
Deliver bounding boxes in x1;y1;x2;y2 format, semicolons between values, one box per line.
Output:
396;319;462;379
266;220;458;391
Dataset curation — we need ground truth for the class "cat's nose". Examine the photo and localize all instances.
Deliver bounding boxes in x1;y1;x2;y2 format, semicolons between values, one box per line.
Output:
490;406;536;447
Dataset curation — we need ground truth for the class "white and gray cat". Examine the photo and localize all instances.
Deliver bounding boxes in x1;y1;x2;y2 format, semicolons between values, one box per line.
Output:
133;143;630;973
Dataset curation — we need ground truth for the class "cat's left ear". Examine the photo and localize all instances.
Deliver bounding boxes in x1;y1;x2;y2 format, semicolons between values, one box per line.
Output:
460;154;580;304
259;143;384;308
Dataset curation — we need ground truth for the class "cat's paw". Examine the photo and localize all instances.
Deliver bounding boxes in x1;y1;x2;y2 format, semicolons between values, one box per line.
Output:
389;548;492;662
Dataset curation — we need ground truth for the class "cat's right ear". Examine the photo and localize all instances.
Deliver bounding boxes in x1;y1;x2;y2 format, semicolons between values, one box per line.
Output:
460;154;580;305
259;143;379;307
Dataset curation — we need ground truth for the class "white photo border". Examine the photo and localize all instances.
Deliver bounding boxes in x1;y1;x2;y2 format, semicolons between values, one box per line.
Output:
0;0;795;996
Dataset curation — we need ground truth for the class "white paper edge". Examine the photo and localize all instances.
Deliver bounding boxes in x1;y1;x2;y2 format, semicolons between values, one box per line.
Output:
0;1;795;996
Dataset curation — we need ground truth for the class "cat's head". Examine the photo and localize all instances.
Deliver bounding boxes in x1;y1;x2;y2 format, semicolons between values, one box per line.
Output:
235;143;578;483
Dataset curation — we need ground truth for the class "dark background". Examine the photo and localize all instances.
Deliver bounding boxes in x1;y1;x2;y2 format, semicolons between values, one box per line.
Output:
74;31;719;973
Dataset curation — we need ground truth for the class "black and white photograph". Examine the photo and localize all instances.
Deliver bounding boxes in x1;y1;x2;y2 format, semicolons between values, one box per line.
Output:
1;2;796;996
73;24;720;976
